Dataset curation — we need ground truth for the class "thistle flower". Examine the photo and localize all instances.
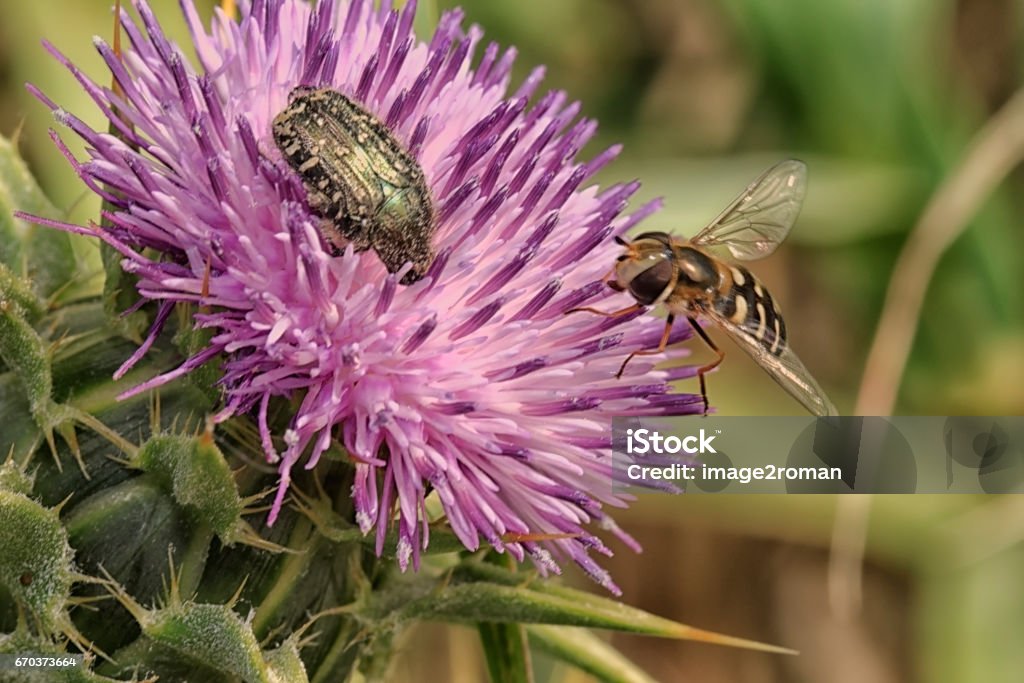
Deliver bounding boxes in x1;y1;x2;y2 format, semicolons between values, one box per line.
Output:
29;0;704;594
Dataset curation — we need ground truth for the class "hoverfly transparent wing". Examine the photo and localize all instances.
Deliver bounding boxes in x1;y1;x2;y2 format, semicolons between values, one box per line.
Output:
701;306;838;417
690;160;807;260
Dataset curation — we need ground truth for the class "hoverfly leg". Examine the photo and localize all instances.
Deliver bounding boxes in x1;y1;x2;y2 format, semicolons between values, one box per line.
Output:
687;316;725;416
615;313;676;379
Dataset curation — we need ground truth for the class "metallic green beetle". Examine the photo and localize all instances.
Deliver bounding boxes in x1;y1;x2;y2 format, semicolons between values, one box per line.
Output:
272;87;436;284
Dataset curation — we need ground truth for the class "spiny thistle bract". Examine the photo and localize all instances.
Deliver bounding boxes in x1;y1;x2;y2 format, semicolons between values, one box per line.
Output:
0;1;743;681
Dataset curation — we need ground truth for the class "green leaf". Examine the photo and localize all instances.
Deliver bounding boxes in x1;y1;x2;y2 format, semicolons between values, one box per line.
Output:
0;293;57;417
398;562;796;655
0;263;45;322
136;433;244;543
527;625;658;683
105;578;275;683
0;132;75;299
478;622;533;683
0;133;36;272
0;490;75;631
100;241;148;344
0;456;34;496
265;637;310;683
292;485;470;559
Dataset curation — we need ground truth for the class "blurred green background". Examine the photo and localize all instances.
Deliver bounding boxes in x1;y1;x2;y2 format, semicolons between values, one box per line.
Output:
2;0;1023;681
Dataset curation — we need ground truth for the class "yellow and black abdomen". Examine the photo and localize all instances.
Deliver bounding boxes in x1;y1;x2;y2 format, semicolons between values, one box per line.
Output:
713;266;787;356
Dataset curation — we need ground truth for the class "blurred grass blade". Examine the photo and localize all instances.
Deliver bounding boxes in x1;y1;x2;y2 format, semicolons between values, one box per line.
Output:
478;622;534;683
412;0;439;39
527;625;658;683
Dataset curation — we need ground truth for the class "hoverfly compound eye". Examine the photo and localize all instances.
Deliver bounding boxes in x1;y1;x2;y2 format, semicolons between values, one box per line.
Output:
627;257;675;305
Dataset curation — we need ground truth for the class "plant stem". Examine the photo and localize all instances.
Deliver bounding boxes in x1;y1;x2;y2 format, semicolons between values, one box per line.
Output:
855;87;1024;416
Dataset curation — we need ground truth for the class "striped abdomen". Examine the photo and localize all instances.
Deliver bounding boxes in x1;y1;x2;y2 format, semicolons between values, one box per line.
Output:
713;266;788;356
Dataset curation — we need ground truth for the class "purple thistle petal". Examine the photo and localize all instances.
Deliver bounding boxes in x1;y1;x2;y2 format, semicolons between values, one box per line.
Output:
509;278;561;322
114;302;175;380
117;345;223;400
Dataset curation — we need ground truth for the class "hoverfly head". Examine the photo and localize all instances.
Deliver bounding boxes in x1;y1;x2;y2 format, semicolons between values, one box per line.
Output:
613;233;678;305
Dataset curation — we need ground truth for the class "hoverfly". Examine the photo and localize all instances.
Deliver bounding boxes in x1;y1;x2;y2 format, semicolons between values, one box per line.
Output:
569;159;838;417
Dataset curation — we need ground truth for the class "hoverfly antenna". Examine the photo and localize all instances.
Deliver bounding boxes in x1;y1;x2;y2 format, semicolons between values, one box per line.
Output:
613;235;628;246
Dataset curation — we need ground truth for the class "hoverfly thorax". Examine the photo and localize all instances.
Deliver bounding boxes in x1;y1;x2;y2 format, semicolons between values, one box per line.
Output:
674;246;719;291
613;233;679;305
